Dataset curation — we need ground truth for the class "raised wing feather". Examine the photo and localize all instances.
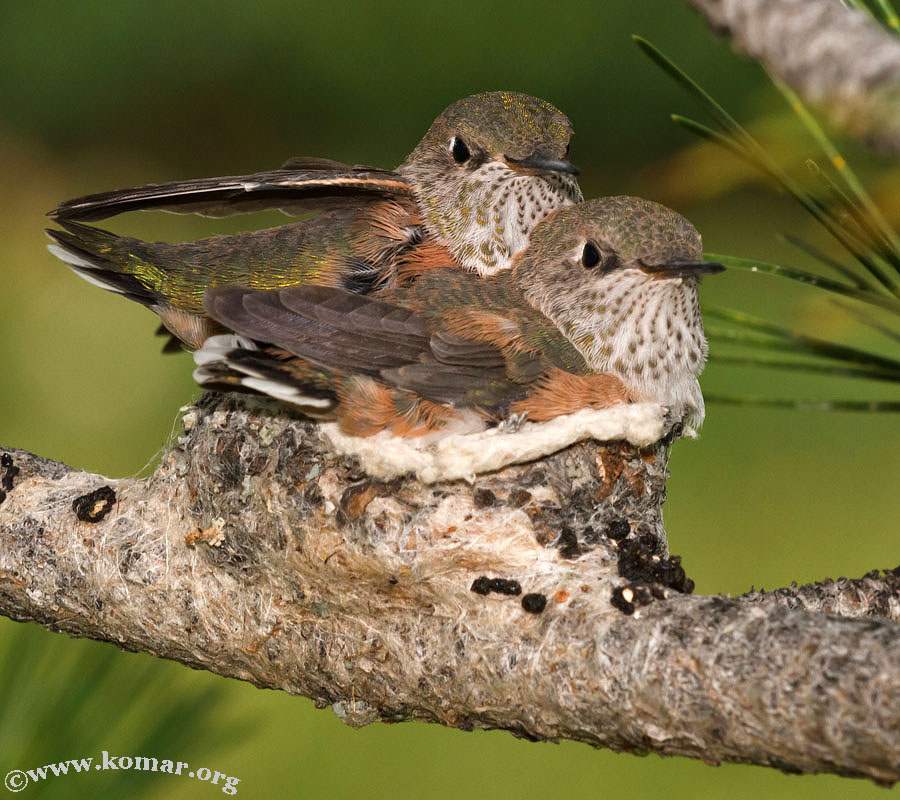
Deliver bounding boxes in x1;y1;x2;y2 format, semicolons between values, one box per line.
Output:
50;162;414;222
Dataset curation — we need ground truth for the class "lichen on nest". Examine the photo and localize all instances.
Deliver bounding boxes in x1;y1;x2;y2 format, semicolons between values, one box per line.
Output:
166;394;685;620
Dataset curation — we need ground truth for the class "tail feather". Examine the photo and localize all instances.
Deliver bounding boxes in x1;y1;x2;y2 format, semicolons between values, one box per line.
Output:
46;222;158;305
193;335;338;414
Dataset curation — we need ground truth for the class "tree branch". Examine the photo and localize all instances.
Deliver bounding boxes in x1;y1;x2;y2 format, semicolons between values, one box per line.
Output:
686;0;900;155
1;394;897;784
743;569;900;621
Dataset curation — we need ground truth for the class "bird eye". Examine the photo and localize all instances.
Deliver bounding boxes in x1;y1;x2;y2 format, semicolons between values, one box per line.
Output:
449;136;471;164
581;241;619;272
581;242;601;269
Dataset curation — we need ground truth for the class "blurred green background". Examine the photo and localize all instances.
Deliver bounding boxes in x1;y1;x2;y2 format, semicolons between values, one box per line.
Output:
1;1;898;798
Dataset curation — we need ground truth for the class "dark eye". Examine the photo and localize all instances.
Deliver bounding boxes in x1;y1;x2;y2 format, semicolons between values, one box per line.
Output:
581;241;620;272
581;242;601;269
449;136;470;164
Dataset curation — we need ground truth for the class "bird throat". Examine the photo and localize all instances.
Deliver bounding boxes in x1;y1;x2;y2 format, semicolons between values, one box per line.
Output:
540;271;708;424
418;163;582;276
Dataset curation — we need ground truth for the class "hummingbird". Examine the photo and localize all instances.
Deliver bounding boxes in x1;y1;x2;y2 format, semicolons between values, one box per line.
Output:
193;196;725;435
45;91;581;350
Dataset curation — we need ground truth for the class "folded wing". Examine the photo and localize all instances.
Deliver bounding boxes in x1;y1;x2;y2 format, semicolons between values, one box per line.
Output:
200;285;542;412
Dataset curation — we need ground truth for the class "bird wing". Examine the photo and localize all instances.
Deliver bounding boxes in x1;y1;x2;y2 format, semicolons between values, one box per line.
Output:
204;285;433;376
50;158;414;222
203;285;542;409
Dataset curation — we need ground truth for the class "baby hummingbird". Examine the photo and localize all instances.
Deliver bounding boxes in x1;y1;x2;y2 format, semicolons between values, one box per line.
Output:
46;91;581;349
194;196;724;434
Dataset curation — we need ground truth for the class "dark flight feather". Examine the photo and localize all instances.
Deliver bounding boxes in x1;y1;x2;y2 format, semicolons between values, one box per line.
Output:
429;331;509;369
50;164;415;222
205;287;433;375
203;285;548;409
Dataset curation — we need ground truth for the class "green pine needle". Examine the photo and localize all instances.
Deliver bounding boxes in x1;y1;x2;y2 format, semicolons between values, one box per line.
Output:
778;234;869;288
832;299;900;343
804;159;900;272
706;254;900;313
872;0;900;31
633;36;750;143
707;353;900;382
670;114;750;160
707;328;900;376
638;35;900;410
637;36;900;295
774;77;900;256
705;306;900;370
703;394;900;412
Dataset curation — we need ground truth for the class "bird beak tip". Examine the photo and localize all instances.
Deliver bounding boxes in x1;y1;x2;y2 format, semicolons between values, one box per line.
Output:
504;154;580;176
644;260;726;278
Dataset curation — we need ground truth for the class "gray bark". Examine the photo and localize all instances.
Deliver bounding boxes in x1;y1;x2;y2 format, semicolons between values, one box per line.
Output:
686;0;900;154
742;569;900;621
0;394;898;784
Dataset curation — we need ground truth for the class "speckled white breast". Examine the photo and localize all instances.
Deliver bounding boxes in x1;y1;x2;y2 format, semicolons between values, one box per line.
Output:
542;270;708;425
432;164;582;275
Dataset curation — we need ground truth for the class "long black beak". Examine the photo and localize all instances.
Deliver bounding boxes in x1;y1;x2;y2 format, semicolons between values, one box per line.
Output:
504;152;580;176
642;260;726;278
